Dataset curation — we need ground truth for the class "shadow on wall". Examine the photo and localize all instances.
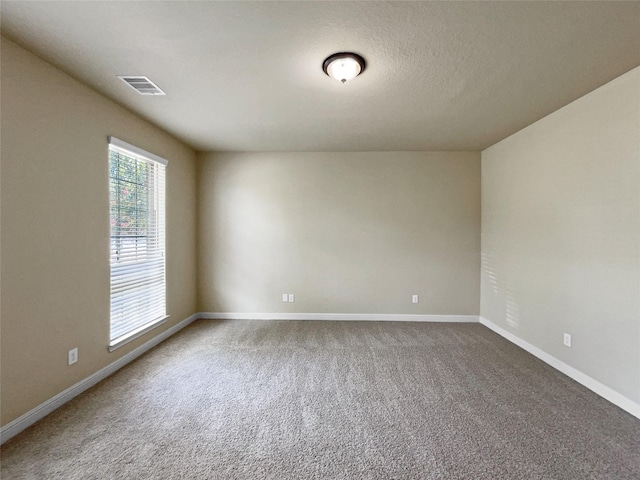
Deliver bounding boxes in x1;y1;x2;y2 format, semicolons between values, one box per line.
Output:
481;232;521;329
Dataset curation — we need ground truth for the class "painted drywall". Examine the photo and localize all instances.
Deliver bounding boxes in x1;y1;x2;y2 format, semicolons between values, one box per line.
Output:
198;151;480;316
0;38;198;426
481;66;640;404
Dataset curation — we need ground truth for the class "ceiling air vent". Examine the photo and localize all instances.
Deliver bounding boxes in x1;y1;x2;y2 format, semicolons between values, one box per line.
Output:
117;75;165;95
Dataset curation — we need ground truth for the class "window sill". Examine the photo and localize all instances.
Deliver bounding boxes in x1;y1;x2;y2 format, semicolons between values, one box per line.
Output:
108;315;169;352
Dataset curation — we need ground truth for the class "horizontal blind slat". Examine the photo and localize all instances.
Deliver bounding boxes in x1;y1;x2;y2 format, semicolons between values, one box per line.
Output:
111;285;165;308
110;259;165;277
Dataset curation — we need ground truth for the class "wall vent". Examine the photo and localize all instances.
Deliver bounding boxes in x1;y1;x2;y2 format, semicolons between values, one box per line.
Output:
117;76;165;95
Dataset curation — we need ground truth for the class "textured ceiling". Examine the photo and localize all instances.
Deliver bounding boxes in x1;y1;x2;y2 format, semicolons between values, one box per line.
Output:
2;1;639;152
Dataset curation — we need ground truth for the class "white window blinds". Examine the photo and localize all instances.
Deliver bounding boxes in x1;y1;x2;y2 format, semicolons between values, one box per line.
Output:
108;136;167;349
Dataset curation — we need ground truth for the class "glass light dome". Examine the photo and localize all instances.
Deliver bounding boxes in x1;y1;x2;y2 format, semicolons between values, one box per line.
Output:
323;52;366;84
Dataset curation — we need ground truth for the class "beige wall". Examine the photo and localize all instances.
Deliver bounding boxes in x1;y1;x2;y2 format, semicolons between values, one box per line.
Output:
481;67;640;404
198;151;480;316
1;38;198;425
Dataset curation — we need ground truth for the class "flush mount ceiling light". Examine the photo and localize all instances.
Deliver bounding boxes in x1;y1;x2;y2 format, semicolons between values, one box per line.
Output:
322;52;366;84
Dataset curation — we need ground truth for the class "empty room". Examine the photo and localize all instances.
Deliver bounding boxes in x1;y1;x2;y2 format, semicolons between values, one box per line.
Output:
1;1;639;478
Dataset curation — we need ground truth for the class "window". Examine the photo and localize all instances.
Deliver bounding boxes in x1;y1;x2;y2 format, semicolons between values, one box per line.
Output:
108;136;167;350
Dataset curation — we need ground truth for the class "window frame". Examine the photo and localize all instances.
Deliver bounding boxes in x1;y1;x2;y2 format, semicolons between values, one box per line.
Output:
108;136;169;351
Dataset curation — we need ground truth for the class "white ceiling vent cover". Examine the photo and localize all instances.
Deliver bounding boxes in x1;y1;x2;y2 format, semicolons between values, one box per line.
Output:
117;76;165;95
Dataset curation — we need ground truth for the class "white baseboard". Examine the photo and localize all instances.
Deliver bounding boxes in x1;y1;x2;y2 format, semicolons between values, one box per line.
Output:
479;316;640;419
0;313;199;445
198;312;479;323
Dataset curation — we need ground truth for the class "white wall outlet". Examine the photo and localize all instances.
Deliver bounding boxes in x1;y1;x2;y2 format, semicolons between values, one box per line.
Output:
282;293;289;302
288;293;295;303
412;294;419;304
68;347;78;365
563;333;572;347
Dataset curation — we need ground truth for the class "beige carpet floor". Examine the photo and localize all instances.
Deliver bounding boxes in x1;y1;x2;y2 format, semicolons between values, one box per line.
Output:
1;320;639;479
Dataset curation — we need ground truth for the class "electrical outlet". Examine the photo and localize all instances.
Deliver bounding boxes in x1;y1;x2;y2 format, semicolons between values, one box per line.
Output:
68;347;78;365
282;294;289;302
288;293;295;303
563;333;572;347
412;294;419;304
